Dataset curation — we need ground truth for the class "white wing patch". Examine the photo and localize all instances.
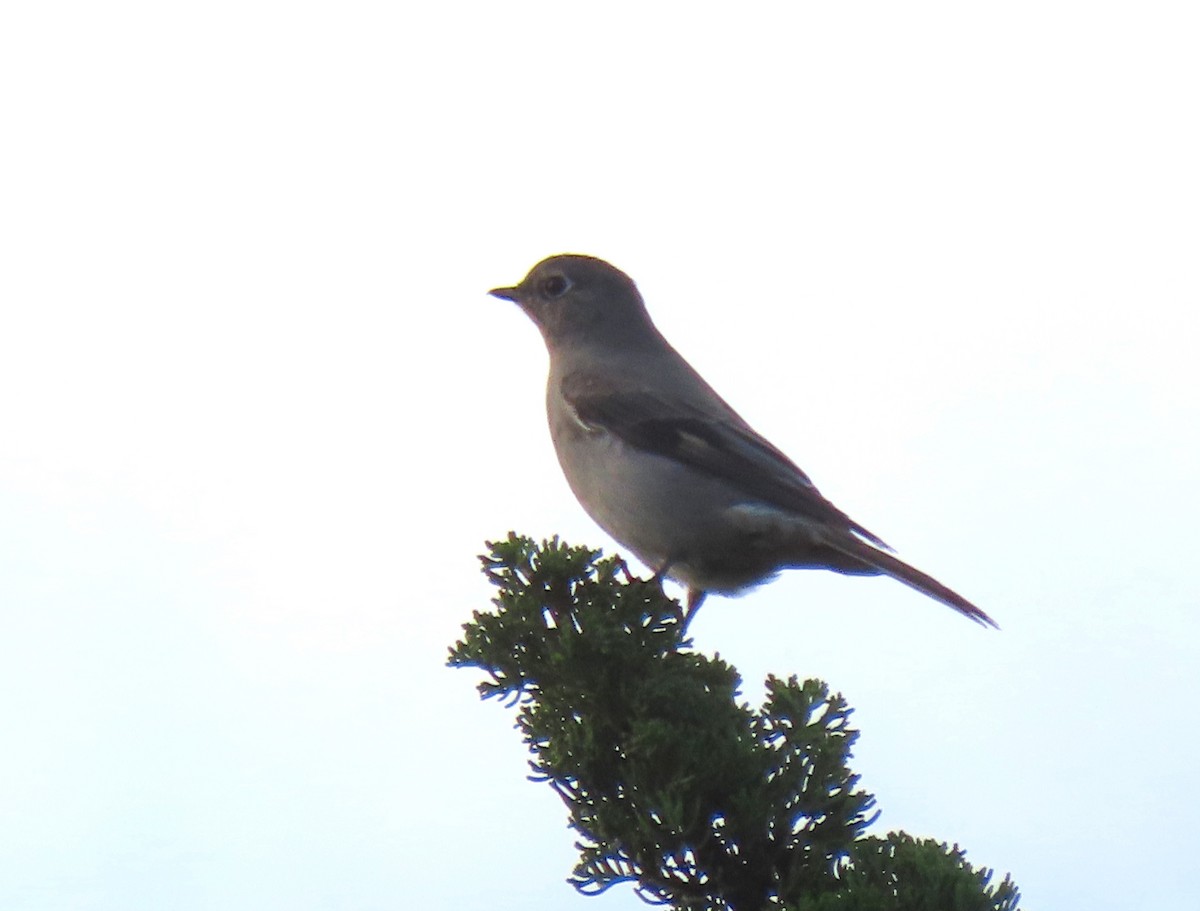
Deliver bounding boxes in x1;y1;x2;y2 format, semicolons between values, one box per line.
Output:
563;397;601;433
675;428;716;459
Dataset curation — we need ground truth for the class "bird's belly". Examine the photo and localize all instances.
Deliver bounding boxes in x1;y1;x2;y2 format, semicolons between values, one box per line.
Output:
553;430;815;593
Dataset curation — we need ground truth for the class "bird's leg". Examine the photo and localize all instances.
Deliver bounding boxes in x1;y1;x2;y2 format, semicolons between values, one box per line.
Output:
651;560;687;626
650;559;675;589
680;589;707;635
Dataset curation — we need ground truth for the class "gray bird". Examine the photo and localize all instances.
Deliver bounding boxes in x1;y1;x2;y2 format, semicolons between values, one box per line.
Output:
490;254;996;629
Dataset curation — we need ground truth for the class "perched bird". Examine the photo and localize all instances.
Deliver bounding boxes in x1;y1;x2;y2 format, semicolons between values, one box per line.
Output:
490;254;996;629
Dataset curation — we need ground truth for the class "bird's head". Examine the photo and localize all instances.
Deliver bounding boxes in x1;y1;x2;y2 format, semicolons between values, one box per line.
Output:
490;254;660;351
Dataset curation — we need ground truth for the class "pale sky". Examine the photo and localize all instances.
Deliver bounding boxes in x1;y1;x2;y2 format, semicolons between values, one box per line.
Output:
2;3;1198;910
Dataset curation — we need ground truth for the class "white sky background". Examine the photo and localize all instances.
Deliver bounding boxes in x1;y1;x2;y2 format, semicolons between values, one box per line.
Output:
1;3;1197;909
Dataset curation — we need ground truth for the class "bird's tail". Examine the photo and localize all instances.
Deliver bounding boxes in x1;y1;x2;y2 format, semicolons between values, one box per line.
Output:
832;538;998;629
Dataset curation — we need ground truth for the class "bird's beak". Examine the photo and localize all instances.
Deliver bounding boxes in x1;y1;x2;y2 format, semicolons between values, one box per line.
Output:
488;285;520;302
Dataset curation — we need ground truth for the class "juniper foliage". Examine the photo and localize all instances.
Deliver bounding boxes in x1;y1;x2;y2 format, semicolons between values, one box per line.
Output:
448;534;1019;911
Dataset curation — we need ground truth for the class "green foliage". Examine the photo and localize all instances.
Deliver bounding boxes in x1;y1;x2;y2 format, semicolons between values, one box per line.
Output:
448;534;1020;911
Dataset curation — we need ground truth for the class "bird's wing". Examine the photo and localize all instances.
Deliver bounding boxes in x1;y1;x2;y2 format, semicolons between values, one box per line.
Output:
561;373;890;549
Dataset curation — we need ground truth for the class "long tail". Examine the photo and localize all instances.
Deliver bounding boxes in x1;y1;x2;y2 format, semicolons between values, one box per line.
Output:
833;539;998;629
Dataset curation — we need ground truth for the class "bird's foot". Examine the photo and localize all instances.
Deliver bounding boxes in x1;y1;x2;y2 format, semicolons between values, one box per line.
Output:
614;557;637;585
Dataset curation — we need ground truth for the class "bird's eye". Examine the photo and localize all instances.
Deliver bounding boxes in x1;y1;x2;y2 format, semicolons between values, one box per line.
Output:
539;274;571;299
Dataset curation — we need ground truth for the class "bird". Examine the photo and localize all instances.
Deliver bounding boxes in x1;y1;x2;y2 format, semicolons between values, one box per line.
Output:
490;254;996;629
